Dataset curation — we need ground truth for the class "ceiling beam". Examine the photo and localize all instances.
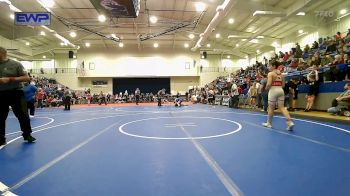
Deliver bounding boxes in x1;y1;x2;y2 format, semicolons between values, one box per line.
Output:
0;35;32;56
239;0;326;48
172;0;179;49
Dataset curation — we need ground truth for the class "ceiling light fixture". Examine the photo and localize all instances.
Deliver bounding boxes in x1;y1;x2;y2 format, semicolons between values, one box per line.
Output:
189;33;195;39
340;9;347;15
215;33;221;38
150;16;158;24
298;29;303;34
271;41;280;47
256;50;260;53
69;32;77;38
256;36;264;39
228;18;235;24
40;31;46;36
184;43;189;48
85;42;91;47
241;39;247;41
25;42;30;46
98;15;106;22
119;42;124;48
206;43;211;48
250;39;258;43
9;5;21;12
227;55;231;59
195;2;206;12
252;10;285;17
153;43;159;48
38;0;55;8
236;44;239;47
10;14;14;19
296;12;305;16
43;55;46;59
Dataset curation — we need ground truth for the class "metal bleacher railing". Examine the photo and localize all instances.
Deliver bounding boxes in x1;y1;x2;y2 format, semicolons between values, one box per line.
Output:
28;68;80;75
200;67;237;73
285;66;330;78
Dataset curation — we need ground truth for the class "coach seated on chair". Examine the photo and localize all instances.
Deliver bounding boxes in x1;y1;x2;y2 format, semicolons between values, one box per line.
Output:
327;83;350;114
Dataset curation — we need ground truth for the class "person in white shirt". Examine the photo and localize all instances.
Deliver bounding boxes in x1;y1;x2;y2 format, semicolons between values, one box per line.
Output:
230;81;239;108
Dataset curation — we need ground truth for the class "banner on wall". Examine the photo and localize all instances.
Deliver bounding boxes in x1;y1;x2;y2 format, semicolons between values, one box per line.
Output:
92;80;108;88
89;0;140;18
15;12;51;26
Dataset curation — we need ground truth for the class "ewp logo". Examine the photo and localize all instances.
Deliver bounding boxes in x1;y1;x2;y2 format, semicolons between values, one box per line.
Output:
15;12;51;26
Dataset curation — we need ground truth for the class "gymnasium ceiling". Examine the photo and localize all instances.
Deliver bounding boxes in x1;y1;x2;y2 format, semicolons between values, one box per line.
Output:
0;0;350;59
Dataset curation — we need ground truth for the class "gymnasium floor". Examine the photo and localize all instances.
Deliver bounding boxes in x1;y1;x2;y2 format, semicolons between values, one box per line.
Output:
1;104;350;196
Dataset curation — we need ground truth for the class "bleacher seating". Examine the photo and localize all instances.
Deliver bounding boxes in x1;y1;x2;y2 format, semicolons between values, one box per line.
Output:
190;29;350;113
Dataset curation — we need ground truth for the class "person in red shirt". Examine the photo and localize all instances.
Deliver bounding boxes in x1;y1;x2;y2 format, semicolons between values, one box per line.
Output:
36;88;45;108
336;32;342;40
283;52;289;62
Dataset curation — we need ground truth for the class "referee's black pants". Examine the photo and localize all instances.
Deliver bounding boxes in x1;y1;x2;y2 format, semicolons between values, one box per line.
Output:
135;95;140;105
64;96;71;110
0;90;32;141
157;97;162;106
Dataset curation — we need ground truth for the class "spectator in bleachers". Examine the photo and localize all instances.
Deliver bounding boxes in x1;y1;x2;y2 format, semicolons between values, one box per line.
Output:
287;58;299;72
304;44;310;53
107;93;112;103
308;55;321;68
124;90;129;102
343;41;350;54
279;51;284;59
327;83;350;114
230;81;239;108
304;65;319;112
196;30;350;112
248;82;257;108
336;32;342;41
283;52;289;62
295;43;303;58
86;93;92;105
327;55;344;81
135;88;141;105
36;88;45;108
326;39;337;53
99;91;107;105
344;54;350;80
320;38;327;50
263;56;268;65
320;55;333;67
290;77;300;111
311;41;319;49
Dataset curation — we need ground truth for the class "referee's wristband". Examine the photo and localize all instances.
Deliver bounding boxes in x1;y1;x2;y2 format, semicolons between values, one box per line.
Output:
9;77;16;82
